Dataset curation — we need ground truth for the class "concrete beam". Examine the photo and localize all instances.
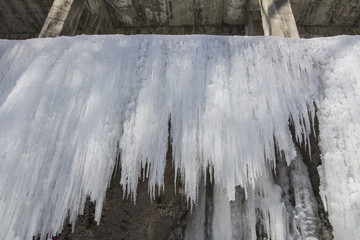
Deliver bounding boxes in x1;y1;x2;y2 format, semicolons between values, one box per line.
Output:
38;0;86;38
115;25;245;35
298;25;360;38
258;0;299;37
0;33;39;40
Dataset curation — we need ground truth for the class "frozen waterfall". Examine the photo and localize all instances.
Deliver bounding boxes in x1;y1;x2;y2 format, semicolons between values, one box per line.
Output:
0;35;359;239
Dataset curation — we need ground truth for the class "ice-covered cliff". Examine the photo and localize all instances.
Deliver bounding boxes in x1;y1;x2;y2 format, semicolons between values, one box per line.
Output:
0;35;359;239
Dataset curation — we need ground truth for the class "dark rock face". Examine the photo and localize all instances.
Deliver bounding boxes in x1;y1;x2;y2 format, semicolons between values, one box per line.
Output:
291;111;334;240
57;150;188;240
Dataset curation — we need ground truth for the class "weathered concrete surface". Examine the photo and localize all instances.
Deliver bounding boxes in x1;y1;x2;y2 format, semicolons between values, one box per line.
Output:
115;25;245;35
290;0;360;37
104;0;170;28
194;0;222;26
0;0;359;38
105;0;248;29
76;0;115;35
0;0;52;39
299;25;360;38
245;0;264;36
0;33;39;40
259;0;299;37
290;0;360;26
39;0;115;38
110;0;247;35
39;0;87;38
223;0;248;25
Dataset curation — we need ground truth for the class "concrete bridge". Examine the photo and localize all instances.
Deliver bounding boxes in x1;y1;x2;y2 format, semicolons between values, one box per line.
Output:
0;0;359;39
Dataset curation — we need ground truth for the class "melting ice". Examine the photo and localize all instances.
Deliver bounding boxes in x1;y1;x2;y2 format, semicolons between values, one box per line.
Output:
0;35;359;239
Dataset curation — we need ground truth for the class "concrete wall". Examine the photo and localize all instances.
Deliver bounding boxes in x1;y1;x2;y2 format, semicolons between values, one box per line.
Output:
104;0;248;29
115;25;245;35
299;25;360;38
0;0;359;39
0;0;52;39
291;0;360;26
76;0;115;35
39;0;114;38
245;0;264;36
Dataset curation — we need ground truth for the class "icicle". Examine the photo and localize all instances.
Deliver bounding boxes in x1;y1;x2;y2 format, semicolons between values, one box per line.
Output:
0;35;359;239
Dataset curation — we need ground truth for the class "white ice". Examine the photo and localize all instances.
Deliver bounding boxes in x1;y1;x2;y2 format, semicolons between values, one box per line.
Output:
0;34;359;239
316;36;360;240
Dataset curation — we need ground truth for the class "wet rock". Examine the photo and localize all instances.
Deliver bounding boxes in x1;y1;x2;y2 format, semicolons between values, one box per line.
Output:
56;145;188;240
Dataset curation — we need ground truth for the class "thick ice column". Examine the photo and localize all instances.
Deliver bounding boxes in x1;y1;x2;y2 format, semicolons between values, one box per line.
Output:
258;0;299;37
38;0;86;38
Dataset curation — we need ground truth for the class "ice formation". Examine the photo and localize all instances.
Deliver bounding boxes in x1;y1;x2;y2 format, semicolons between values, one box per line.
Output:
184;148;321;240
316;37;360;240
0;35;359;239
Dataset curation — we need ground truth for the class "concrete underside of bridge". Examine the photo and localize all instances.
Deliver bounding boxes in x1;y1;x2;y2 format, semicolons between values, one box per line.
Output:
0;0;359;39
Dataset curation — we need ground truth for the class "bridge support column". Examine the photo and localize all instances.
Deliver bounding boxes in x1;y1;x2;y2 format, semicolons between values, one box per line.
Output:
258;0;299;37
39;0;86;38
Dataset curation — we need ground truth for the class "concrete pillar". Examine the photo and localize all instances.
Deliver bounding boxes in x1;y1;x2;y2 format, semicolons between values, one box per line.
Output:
38;0;86;38
258;0;299;37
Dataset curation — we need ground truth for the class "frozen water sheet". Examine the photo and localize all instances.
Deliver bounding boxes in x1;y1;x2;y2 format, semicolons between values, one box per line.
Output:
0;34;359;239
